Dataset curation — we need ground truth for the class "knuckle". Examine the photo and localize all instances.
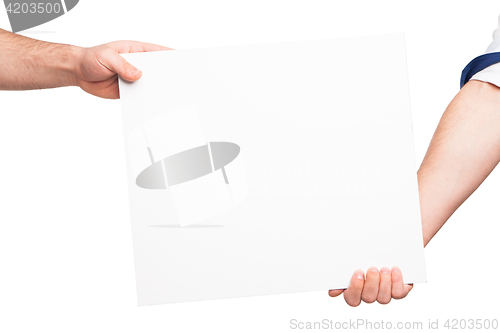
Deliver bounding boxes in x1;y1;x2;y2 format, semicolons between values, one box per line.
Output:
391;275;401;284
101;46;116;58
351;279;365;290
392;291;405;299
344;293;361;307
377;297;391;305
361;294;377;304
347;299;361;307
366;268;380;278
120;59;130;72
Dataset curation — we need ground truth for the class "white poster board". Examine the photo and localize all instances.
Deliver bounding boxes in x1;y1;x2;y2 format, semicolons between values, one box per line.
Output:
118;33;426;306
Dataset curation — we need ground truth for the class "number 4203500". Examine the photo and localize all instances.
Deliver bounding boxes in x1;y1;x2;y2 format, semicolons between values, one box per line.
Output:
6;2;62;14
444;319;498;330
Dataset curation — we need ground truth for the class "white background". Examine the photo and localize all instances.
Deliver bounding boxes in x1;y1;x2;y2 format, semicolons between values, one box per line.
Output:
0;1;499;332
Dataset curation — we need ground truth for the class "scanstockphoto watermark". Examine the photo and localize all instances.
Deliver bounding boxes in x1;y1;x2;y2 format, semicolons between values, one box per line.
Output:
289;318;499;330
290;319;423;330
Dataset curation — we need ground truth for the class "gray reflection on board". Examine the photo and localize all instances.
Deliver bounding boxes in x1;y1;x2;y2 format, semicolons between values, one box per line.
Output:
136;142;240;189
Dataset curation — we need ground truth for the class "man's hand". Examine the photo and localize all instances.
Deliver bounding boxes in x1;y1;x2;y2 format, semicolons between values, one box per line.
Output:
74;41;172;99
0;29;171;97
328;267;413;307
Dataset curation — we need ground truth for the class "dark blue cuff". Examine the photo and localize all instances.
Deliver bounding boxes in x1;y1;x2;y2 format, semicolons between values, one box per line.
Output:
460;52;500;88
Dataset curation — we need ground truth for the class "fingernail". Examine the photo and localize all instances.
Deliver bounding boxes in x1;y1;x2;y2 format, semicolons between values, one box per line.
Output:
380;267;391;274
355;270;364;279
368;266;379;272
392;266;401;273
131;69;142;77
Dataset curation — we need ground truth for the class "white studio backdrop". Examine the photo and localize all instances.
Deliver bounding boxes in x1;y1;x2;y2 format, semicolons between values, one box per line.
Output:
0;1;499;332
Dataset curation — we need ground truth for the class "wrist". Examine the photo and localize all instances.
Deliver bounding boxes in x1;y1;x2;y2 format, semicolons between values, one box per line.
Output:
45;43;83;88
64;45;84;87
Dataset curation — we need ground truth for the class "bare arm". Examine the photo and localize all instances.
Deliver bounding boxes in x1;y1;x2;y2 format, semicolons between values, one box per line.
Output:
0;29;171;98
330;79;500;306
0;29;78;90
419;80;500;245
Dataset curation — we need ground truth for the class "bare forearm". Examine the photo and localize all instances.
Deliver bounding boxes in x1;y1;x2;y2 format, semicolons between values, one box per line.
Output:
418;80;500;246
0;29;81;90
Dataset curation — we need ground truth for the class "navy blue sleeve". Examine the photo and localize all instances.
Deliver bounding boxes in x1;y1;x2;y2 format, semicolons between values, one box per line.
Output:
460;52;500;88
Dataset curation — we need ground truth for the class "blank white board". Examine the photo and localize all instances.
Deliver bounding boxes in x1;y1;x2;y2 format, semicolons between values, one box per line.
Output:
118;33;426;306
